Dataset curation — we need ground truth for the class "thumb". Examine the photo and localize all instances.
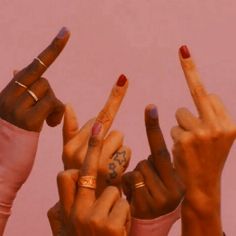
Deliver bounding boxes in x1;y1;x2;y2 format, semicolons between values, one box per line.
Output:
63;104;79;145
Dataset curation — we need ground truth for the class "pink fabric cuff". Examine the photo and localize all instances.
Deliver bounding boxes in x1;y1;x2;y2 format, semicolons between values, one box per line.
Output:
130;203;181;236
0;118;39;215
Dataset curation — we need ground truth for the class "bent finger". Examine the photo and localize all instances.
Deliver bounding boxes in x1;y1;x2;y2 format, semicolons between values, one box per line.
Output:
63;104;79;145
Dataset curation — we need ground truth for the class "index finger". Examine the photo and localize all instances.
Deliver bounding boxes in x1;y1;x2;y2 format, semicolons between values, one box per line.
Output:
179;45;214;120
96;74;128;135
15;27;70;85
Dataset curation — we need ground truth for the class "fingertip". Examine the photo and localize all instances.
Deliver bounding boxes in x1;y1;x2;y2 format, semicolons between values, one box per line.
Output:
145;104;159;126
56;26;71;40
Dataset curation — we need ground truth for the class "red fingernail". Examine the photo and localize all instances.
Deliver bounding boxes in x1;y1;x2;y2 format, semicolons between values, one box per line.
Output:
92;122;102;136
116;74;127;87
180;45;191;59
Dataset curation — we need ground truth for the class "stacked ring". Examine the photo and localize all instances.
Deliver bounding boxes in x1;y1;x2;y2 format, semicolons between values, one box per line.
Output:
134;182;145;189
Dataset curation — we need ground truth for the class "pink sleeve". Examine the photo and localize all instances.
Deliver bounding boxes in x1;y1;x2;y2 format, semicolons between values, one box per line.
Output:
130;203;181;236
0;118;39;235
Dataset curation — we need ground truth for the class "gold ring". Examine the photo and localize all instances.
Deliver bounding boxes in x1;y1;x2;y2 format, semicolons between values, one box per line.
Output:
27;89;39;102
134;182;145;189
15;80;27;89
78;176;96;190
35;57;47;68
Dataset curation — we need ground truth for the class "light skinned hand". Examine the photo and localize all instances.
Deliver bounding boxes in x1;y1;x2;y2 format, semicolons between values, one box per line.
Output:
171;45;236;236
49;122;131;236
62;75;131;193
0;27;70;132
122;104;184;219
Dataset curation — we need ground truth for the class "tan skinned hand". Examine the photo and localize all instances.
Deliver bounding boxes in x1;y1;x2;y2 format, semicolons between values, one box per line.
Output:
171;45;236;236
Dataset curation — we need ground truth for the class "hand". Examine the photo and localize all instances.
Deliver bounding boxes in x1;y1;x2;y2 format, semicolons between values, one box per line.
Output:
122;104;184;219
0;27;70;132
62;75;131;194
54;122;131;236
171;45;236;235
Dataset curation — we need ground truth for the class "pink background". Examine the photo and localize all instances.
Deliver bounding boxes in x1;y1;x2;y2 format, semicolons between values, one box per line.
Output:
1;1;236;235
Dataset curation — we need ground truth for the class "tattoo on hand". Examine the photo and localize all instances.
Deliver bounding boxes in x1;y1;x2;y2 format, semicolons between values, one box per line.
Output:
107;151;127;183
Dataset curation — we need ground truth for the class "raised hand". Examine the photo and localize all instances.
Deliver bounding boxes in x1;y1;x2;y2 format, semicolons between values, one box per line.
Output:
62;75;131;193
123;104;184;220
0;27;70;131
50;122;131;236
171;45;236;236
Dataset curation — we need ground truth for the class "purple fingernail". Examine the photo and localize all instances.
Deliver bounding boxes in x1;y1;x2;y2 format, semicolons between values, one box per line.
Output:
149;106;158;119
56;27;69;39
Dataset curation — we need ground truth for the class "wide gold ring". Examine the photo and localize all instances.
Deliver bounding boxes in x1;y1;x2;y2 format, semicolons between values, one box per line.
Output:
78;176;97;190
134;182;145;189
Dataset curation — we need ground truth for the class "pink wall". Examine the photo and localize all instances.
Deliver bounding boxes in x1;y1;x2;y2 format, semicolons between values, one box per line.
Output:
1;1;236;235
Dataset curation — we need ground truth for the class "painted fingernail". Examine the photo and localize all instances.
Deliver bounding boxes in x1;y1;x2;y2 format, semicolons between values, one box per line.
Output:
56;27;69;39
180;45;191;59
149;106;158;119
92;122;102;136
116;74;127;87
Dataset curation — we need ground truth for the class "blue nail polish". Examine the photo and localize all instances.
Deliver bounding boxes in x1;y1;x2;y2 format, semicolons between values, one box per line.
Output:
56;27;69;39
149;106;158;119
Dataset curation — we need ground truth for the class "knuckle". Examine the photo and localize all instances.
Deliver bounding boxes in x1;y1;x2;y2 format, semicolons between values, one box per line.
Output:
111;130;124;140
136;160;149;172
56;171;68;184
89;214;104;229
105;186;120;197
178;134;193;147
39;78;50;90
105;221;120;234
97;109;113;124
88;137;100;147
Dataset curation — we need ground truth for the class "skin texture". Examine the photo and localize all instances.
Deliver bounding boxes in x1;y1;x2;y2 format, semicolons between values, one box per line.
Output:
171;46;236;236
0;27;70;132
51;123;131;236
48;76;131;235
122;104;185;219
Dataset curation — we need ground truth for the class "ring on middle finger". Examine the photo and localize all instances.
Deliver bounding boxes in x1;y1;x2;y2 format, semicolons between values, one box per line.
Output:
78;176;97;190
26;89;39;103
134;181;145;189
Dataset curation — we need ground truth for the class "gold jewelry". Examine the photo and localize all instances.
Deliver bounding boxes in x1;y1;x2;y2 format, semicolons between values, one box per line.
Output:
35;57;47;68
134;182;145;189
78;176;96;190
15;80;27;89
27;89;39;102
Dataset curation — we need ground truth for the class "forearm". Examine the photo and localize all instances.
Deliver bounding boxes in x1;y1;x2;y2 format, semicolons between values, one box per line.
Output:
130;203;181;236
0;118;39;234
181;185;222;236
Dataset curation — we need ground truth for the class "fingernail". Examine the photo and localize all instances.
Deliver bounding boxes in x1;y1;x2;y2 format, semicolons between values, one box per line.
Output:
116;74;127;87
92;122;102;136
180;45;191;59
149;106;158;119
56;27;69;39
